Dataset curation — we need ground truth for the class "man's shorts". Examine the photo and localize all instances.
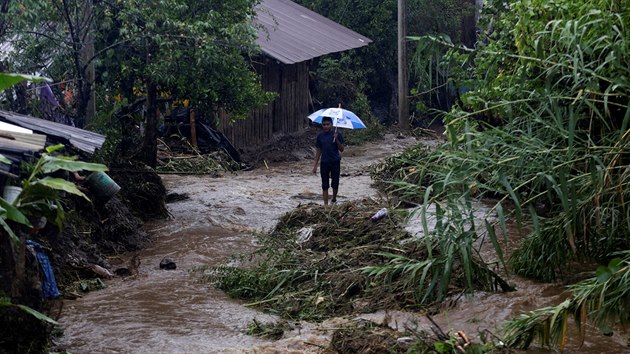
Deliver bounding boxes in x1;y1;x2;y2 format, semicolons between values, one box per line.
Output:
320;160;341;190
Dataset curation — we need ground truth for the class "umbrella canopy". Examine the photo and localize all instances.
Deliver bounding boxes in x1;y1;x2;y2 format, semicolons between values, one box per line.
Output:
307;107;366;129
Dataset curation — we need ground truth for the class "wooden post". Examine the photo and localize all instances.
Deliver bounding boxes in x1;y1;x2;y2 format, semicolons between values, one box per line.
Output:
190;109;197;148
82;0;96;124
398;0;409;131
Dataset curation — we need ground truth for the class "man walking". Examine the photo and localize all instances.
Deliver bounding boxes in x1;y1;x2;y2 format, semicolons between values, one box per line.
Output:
312;116;344;205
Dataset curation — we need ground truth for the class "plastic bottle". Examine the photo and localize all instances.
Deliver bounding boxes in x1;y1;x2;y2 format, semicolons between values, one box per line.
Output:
370;208;388;222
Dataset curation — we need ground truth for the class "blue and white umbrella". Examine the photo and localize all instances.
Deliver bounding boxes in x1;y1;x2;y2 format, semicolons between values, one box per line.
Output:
307;107;367;129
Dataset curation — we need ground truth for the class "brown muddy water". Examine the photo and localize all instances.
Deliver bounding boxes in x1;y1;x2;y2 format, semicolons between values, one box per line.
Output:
55;134;629;353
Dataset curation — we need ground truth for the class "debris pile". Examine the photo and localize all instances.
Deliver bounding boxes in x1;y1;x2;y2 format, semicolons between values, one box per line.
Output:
207;199;508;322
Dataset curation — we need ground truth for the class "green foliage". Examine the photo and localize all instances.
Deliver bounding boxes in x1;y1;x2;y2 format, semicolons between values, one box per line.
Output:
206;201;511;322
2;0;273;128
374;0;630;349
296;0;475;124
0;73;51;91
15;145;108;231
369;2;629;348
400;0;630;281
314;57;384;143
0;198;31;244
370;144;438;198
0;296;57;325
343;93;385;145
315;56;365;108
433;334;495;354
211;255;294;300
109;0;273;120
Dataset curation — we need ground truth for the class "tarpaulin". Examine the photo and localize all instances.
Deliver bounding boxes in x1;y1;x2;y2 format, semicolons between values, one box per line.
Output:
26;240;61;299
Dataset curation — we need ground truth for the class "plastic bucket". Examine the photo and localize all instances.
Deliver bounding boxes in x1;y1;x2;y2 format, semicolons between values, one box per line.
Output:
84;172;121;202
2;186;22;204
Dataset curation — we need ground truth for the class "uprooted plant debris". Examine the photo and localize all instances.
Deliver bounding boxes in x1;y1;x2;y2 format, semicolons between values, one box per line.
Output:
204;199;511;323
156;138;241;176
324;317;512;354
157;150;240;176
326;319;417;354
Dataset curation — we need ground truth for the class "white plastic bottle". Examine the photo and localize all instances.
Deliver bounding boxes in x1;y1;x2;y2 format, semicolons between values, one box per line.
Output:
370;208;388;222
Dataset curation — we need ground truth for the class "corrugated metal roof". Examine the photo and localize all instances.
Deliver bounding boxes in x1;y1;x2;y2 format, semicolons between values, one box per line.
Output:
0;130;47;152
0;110;105;154
255;0;372;64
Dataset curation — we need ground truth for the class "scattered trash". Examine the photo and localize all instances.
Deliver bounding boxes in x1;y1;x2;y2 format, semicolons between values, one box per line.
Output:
88;263;114;279
296;227;314;244
370;208;388;222
26;240;61;299
80;278;106;292
84;171;121;203
64;291;83;300
2;185;22;204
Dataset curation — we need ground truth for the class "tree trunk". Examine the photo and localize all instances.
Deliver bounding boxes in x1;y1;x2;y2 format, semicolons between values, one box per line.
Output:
14;82;28;114
143;82;158;168
397;0;409;131
10;232;26;299
82;0;96;125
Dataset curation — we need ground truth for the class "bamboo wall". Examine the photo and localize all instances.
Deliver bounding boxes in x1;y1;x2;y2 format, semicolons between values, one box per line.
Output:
219;59;310;149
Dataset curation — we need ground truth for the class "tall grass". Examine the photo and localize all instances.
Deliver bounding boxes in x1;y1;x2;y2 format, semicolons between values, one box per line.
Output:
391;0;629;281
370;0;629;349
369;0;628;348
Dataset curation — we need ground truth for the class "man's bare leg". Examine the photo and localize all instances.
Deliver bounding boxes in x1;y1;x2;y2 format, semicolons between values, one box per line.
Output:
323;189;329;205
331;188;338;203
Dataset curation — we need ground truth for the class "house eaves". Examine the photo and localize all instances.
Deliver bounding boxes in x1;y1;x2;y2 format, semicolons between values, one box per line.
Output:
255;0;372;65
0;129;47;153
0;110;105;154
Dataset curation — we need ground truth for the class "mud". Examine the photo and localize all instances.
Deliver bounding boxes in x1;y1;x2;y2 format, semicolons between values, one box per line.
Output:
54;130;629;353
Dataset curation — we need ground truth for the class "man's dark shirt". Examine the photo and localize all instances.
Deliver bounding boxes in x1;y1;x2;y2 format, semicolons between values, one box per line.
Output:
316;130;344;163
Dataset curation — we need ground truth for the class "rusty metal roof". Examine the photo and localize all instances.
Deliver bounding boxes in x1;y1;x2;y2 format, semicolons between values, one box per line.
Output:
255;0;372;64
0;110;105;154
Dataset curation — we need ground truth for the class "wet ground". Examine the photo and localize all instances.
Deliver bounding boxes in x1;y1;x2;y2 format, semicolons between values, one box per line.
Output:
56;133;629;353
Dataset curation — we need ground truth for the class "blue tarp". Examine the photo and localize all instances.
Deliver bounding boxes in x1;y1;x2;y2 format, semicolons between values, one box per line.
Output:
26;240;61;299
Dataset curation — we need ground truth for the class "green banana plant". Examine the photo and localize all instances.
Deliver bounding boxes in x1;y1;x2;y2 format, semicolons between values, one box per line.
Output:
0;72;51;91
14;144;108;231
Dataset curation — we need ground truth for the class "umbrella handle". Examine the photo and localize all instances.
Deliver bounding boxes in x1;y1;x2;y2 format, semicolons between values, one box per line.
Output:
333;126;337;142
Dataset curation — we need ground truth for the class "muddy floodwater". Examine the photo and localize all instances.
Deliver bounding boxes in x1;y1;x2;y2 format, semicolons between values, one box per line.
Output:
56;134;629;353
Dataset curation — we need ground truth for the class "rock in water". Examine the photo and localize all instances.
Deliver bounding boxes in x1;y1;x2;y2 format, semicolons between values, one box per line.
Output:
159;258;176;270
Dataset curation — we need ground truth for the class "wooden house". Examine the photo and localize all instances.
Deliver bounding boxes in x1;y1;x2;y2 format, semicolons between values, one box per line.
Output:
219;0;372;149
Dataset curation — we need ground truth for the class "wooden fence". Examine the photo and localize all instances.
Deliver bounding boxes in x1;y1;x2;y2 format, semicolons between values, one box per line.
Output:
219;59;310;149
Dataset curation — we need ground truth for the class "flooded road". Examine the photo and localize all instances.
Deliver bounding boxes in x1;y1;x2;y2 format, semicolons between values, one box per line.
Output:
56;134;628;353
56;224;277;353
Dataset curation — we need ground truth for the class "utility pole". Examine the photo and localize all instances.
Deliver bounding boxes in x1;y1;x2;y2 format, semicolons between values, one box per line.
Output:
397;0;409;131
82;0;96;125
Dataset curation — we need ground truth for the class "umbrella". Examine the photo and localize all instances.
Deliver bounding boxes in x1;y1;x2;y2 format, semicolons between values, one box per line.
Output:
307;107;367;129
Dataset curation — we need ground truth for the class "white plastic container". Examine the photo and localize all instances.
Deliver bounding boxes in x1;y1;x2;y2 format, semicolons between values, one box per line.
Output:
3;186;22;204
370;208;388;222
